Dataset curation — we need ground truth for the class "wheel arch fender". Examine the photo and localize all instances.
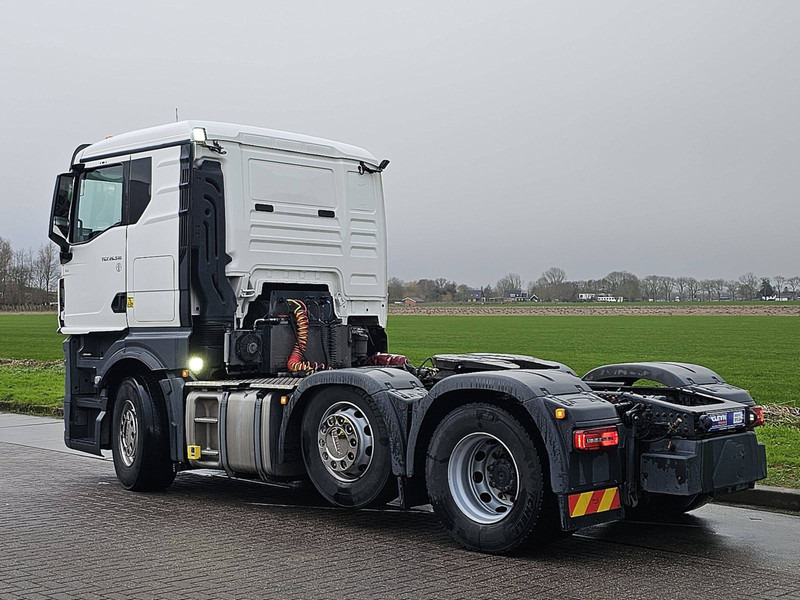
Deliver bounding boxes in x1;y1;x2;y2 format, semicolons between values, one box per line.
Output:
278;367;425;475
406;370;594;494
582;361;726;387
99;352;184;461
582;361;755;405
100;353;162;394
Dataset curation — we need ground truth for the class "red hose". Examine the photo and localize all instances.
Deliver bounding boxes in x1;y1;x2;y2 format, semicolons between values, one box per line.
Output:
287;299;324;373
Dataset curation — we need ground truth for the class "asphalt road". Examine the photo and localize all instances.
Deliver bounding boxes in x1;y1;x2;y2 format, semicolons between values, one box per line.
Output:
1;413;799;600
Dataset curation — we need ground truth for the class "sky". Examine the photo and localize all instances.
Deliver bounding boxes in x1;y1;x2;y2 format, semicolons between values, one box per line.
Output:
1;0;798;287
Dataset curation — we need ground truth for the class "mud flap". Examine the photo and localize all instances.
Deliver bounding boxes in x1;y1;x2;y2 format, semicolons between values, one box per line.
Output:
559;486;625;530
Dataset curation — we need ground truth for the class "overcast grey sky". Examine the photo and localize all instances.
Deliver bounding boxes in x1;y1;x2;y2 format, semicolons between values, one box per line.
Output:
1;0;798;286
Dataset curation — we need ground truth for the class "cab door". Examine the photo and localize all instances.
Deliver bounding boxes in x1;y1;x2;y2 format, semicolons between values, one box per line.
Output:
61;161;129;334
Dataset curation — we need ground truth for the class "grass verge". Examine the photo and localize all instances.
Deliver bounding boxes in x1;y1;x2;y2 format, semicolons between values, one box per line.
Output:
757;425;800;489
0;361;65;407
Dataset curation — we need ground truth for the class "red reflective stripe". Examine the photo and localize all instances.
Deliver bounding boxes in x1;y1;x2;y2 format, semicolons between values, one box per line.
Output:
586;489;605;514
569;487;622;518
568;493;580;515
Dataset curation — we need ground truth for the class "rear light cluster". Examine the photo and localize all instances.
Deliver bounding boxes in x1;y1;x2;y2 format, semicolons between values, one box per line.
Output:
747;406;765;427
573;426;619;451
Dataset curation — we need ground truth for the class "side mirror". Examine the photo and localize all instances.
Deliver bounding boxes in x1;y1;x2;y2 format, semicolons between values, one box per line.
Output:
49;174;75;251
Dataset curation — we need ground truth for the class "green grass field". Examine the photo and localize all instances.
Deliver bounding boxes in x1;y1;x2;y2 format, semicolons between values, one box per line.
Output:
0;313;64;407
0;313;63;362
1;312;797;487
389;315;800;407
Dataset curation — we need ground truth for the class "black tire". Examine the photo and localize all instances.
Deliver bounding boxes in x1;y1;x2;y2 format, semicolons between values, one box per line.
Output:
537;488;575;542
627;493;712;518
425;403;549;554
111;376;175;492
300;387;397;508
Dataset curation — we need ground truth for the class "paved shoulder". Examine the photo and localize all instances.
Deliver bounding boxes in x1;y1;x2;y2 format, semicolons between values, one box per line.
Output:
1;414;799;599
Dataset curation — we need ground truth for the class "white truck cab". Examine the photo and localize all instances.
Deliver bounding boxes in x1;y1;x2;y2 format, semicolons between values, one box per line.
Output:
51;121;389;336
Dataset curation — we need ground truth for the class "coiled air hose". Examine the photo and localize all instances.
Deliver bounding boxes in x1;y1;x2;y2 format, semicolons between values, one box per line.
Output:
287;299;325;373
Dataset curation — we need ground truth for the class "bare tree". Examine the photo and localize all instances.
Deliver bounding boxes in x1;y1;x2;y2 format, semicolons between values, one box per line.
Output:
532;267;575;301
787;276;800;300
698;279;714;301
659;276;675;302
542;267;566;286
774;275;786;300
0;236;12;305
725;280;739;301
738;273;759;300
33;243;59;304
675;277;689;301
604;271;640;300
686;277;700;301
9;248;33;305
711;279;726;301
642;275;660;301
496;272;523;296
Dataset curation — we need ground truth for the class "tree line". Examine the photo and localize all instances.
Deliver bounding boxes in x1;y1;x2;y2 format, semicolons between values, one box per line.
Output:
2;233;797;308
0;237;59;307
389;268;800;303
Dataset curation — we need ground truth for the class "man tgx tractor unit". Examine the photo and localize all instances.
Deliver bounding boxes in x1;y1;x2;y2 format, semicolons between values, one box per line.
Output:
48;122;767;553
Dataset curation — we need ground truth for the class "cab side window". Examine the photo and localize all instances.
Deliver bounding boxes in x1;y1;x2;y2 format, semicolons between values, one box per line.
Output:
72;164;124;243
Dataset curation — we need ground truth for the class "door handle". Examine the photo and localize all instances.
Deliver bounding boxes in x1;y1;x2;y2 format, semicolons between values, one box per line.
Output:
111;292;127;313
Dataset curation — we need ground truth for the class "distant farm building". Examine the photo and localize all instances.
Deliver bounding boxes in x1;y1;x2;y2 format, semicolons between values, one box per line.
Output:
504;290;528;303
403;297;425;306
466;289;484;303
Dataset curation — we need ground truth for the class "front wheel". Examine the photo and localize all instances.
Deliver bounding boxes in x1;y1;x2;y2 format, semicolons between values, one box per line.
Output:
425;403;550;554
111;376;175;491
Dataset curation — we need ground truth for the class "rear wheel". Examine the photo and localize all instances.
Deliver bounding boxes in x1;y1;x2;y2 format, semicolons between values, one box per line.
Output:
425;403;551;554
300;387;396;508
111;376;175;491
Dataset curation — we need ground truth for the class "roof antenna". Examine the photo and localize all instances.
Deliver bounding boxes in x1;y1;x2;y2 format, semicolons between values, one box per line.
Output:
175;107;179;122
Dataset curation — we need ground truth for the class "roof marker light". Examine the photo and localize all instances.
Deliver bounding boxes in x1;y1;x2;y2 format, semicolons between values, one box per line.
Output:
192;127;208;143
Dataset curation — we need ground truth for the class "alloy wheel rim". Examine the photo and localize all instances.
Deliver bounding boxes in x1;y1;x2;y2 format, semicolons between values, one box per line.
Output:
317;401;374;482
448;432;519;524
118;399;138;467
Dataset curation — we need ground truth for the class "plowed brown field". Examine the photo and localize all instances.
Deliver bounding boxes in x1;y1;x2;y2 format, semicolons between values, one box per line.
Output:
389;304;799;316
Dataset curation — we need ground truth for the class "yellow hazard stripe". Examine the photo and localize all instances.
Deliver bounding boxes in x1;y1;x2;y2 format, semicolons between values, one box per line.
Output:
571;492;593;517
597;487;617;512
569;487;620;518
